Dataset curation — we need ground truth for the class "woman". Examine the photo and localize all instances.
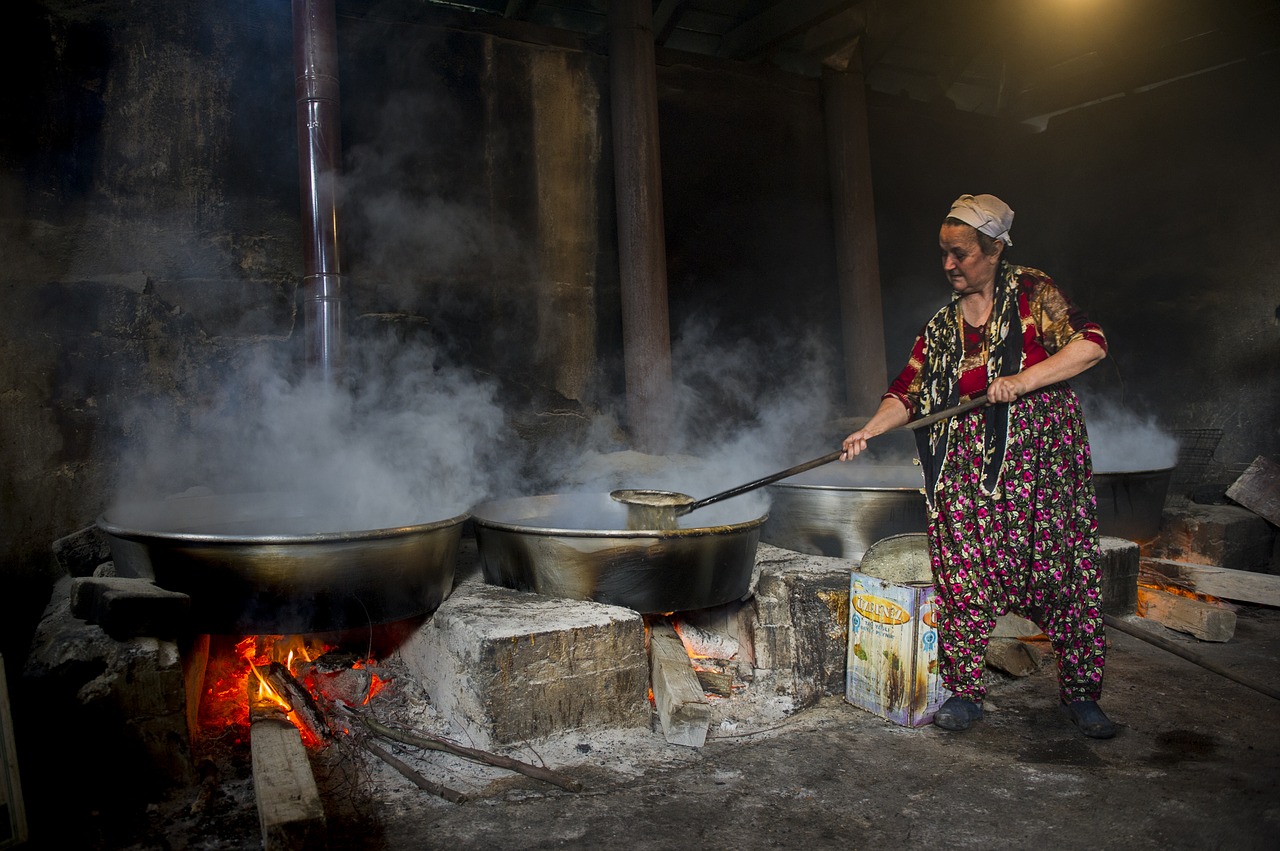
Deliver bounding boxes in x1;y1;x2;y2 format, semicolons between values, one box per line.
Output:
841;193;1114;739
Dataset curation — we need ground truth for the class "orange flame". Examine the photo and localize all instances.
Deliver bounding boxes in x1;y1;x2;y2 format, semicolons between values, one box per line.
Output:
199;634;382;747
1138;581;1222;605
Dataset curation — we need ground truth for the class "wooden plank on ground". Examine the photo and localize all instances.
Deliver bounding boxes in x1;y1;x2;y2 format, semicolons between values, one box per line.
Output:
648;621;711;748
1137;586;1237;642
251;719;326;851
1226;455;1280;526
1141;557;1280;607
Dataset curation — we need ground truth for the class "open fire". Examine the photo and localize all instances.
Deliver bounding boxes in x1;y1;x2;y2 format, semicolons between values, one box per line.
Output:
199;634;391;749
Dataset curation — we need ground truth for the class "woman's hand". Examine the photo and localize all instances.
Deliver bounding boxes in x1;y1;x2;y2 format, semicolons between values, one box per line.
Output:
841;428;875;460
841;398;911;460
986;374;1028;403
988;338;1106;403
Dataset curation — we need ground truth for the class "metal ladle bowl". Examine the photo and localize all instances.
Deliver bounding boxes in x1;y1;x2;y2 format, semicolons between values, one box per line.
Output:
607;488;696;530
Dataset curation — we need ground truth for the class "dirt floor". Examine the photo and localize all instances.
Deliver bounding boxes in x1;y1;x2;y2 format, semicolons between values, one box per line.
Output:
15;599;1280;850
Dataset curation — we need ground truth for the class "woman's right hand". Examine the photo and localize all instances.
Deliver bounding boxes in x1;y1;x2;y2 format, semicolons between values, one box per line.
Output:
841;429;874;460
839;397;912;460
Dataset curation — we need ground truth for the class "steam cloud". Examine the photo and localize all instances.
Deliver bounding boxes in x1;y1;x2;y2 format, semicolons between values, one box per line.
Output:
110;337;512;531
551;314;847;521
1084;396;1180;472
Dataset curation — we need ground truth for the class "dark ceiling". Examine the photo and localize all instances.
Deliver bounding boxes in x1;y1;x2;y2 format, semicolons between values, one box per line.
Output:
414;0;1280;128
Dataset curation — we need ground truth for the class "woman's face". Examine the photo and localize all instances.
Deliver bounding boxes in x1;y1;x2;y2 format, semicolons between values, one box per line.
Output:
939;223;1000;296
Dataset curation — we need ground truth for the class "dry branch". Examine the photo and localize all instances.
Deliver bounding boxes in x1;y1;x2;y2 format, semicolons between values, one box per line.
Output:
349;710;584;793
361;739;469;804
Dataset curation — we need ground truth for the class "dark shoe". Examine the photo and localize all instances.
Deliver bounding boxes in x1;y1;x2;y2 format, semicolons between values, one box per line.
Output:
933;696;983;731
1060;700;1116;739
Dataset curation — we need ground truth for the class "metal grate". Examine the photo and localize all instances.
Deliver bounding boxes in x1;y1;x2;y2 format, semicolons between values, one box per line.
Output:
1168;428;1224;506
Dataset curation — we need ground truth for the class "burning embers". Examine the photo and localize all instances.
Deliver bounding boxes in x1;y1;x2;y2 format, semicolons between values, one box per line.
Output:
200;635;390;749
669;613;749;698
645;606;755;747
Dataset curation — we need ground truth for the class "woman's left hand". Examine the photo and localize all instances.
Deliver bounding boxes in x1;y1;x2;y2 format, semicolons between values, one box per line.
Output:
986;375;1029;403
987;339;1107;404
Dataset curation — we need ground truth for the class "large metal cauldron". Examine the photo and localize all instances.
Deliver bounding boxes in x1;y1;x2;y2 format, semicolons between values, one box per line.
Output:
1093;466;1174;541
760;464;928;560
98;491;466;635
470;492;766;614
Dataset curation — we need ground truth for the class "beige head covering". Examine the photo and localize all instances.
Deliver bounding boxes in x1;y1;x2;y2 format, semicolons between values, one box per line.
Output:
947;194;1014;246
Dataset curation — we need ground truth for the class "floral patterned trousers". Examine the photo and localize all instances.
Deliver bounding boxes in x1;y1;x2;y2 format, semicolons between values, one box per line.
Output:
927;387;1107;704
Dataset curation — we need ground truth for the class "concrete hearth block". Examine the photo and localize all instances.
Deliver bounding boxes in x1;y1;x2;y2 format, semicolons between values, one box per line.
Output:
751;544;852;708
1150;504;1276;573
69;576;192;639
52;524;113;577
24;575;195;791
395;582;650;750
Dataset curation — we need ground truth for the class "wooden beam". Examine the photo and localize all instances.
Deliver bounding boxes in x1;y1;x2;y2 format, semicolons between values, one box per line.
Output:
1010;20;1279;123
504;0;537;20
1137;586;1236;643
1226;455;1280;526
718;0;859;61
1142;557;1280;608
251;719;326;851
652;0;688;45
858;0;930;74
1104;614;1280;702
649;622;711;748
798;5;866;70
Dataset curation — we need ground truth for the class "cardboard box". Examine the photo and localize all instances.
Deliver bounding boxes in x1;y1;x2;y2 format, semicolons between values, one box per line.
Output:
845;534;950;727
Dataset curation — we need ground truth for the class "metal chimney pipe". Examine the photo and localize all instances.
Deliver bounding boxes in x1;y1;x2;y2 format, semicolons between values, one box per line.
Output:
292;0;345;382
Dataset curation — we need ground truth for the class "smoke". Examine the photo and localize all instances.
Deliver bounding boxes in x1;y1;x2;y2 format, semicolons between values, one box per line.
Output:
550;315;845;520
109;334;511;531
1084;396;1180;472
668;316;840;461
339;89;528;308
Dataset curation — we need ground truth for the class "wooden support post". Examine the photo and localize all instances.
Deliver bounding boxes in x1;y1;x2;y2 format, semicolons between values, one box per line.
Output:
649;622;711;748
609;0;675;451
822;53;888;413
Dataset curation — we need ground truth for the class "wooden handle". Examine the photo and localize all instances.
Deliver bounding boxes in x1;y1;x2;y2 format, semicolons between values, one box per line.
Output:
683;449;845;514
678;395;989;518
902;394;989;430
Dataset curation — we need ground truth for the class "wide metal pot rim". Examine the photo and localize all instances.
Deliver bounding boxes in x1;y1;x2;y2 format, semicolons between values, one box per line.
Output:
769;481;923;493
97;508;471;545
470;495;767;538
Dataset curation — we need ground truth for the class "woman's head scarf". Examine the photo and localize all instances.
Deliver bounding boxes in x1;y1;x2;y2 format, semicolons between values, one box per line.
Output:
947;194;1014;246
